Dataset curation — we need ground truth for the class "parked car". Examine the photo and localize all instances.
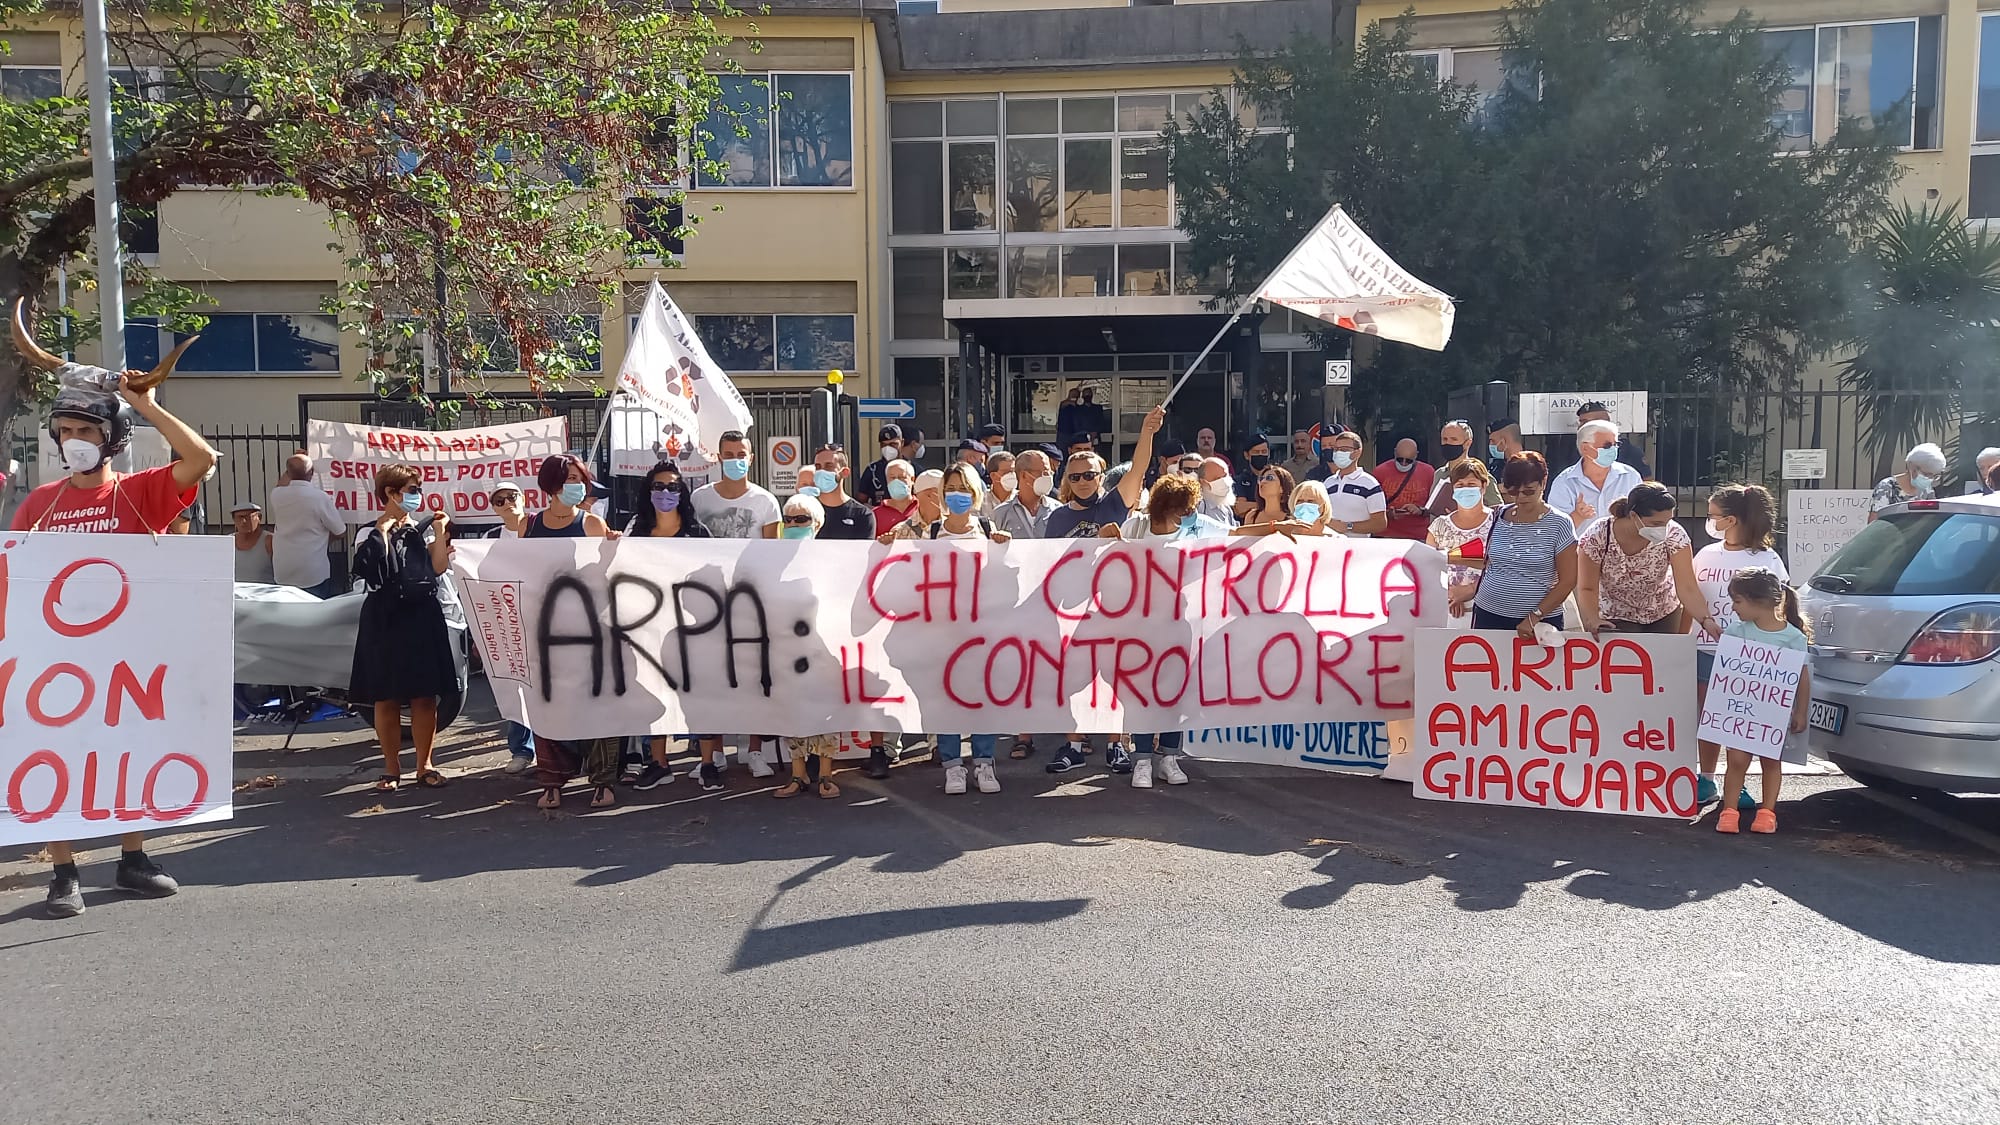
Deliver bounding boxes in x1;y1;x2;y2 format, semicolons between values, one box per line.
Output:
1801;494;2000;793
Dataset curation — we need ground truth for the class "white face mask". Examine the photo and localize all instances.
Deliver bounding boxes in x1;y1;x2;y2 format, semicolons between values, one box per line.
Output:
1030;474;1054;498
1637;524;1673;543
998;472;1017;495
1203;478;1232;503
59;439;104;474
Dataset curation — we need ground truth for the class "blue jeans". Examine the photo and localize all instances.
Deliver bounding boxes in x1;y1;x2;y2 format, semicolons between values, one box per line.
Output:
936;734;997;764
504;721;534;760
1132;732;1184;757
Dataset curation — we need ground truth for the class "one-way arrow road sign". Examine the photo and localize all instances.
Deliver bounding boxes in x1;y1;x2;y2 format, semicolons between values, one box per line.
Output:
857;398;916;420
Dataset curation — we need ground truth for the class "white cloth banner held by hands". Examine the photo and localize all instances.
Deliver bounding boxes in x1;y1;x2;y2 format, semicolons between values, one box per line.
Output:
1698;635;1807;760
307;417;569;524
1256;205;1455;352
615;280;754;461
451;536;1446;739
0;535;234;846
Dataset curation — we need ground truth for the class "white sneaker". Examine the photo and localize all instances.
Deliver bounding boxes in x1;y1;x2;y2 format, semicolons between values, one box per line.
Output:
745;745;776;778
503;755;531;775
1159;755;1189;785
973;761;1000;793
1131;756;1154;788
943;764;969;795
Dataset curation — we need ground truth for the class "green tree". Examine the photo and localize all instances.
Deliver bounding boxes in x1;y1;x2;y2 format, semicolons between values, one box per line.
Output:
0;0;744;428
1839;201;2000;474
1167;0;1901;437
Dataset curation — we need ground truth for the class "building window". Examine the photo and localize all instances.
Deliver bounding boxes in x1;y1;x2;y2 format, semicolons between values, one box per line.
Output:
470;314;602;373
698;72;854;189
1;65;59;101
896;0;939;14
1975;13;2000;220
625;197;686;258
159;313;341;374
690;313;857;373
1760;19;1941;151
894;249;949;338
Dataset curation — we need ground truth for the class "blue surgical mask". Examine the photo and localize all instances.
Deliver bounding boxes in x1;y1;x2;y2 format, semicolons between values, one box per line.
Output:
1593;446;1618;468
1177;512;1202;534
813;469;840;494
1330;451;1354;469
399;492;424;514
779;525;814;540
1454;486;1482;510
888;479;912;501
1488;444;1503;460
559;482;587;507
796;486;820;498
1293;502;1324;523
943;491;975;515
721;458;749;481
1913;474;1936;493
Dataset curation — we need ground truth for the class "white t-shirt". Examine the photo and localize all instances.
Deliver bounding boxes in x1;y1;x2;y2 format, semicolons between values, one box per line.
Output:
1693;543;1788;651
1322;469;1388;532
691;482;781;540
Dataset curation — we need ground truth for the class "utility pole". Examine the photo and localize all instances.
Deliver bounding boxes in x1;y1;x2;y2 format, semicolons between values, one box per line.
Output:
81;0;123;369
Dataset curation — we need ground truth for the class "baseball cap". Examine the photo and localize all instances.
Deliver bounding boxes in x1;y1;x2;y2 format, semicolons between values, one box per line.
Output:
230;501;260;514
878;423;904;443
914;469;945;492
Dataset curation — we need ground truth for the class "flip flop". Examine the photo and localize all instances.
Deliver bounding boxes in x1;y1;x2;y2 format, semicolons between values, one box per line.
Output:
773;779;807;799
1009;738;1036;760
816;779;841;800
537;787;561;810
414;769;449;789
590;785;616;808
375;774;401;793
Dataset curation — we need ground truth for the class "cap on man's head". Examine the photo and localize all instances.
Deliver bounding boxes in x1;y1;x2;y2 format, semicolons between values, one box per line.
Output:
878;423;904;443
493;480;525;497
230;501;260;514
958;438;988;454
1488;418;1518;434
914;469;945;492
1038;442;1066;462
1576;401;1611;418
1158;440;1187;459
975;423;1007;442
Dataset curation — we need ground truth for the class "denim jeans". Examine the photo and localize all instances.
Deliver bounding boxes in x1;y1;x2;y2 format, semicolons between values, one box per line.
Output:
504;721;534;759
936;734;998;763
1131;732;1184;757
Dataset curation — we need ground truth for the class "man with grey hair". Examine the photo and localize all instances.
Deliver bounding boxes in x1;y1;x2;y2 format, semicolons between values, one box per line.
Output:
992;448;1054;539
1547;418;1643;529
1871;442;1947;521
268;452;348;595
1196;456;1239;527
1971;447;2000;495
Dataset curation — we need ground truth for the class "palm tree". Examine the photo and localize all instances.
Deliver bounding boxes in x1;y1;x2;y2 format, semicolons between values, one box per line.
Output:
1840;202;2000;475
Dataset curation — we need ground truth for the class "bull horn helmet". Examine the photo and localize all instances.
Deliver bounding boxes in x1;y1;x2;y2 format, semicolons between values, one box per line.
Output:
12;297;199;391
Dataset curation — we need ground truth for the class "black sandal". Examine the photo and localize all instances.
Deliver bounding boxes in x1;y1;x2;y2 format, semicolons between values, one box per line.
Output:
1009;738;1036;760
590;785;616;808
773;779;806;799
375;774;401;793
537;787;561;809
414;769;448;789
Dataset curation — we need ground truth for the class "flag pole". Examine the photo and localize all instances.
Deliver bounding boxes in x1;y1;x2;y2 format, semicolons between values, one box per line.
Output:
1160;203;1348;408
584;390;620;468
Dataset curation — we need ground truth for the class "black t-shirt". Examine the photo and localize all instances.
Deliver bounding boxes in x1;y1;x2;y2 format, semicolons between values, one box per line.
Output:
816;498;876;540
855;459;891;505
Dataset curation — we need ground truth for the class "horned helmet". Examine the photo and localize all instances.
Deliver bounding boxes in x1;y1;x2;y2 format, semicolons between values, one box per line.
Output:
12;298;198;469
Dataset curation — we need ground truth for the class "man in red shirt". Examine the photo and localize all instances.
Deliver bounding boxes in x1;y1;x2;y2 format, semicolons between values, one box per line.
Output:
11;373;217;915
1375;436;1437;541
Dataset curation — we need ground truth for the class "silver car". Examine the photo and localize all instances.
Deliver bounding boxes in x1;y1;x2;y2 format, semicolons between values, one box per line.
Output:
1801;494;2000;793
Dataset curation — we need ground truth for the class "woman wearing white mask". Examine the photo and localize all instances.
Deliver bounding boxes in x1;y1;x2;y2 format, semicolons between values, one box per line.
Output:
1577;482;1713;637
525;453;609;539
1868;442;1946;522
351;463;457;794
1427;460;1496;625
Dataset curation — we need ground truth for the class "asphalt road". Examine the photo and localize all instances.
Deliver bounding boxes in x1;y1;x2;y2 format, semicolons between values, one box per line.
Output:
4;689;1999;1125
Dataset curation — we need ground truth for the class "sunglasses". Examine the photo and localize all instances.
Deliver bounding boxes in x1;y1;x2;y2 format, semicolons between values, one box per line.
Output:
401;485;423;495
1259;474;1278;484
1067;472;1101;482
647;481;678;492
782;514;816;526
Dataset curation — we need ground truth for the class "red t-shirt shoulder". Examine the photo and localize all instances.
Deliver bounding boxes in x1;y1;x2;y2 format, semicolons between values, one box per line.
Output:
10;465;196;534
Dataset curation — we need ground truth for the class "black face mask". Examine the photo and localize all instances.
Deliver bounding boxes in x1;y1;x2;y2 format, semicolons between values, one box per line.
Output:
1441;443;1466;461
1249;454;1271;471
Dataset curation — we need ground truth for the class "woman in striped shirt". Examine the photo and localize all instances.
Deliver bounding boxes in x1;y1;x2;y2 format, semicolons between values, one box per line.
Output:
1467;452;1578;638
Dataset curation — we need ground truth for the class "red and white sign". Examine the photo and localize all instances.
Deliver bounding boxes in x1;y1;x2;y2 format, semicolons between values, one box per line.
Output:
0;534;234;846
307;417;569;523
1698;635;1807;760
767;435;802;497
1413;629;1699;818
1255;205;1455;352
452;535;1446;739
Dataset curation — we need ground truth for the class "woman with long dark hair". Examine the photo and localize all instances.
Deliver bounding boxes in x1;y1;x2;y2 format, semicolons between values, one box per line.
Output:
621;461;717;790
1577;481;1714;636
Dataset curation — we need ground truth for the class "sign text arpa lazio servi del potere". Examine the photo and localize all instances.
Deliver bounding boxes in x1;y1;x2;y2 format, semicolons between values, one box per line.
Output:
0;535;234;846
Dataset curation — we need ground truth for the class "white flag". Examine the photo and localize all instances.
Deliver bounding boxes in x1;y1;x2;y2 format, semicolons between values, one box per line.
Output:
614;280;754;460
1255;206;1455;352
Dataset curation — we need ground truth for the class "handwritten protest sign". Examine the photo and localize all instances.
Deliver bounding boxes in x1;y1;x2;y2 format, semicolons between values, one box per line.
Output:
1413;629;1699;818
0;534;233;846
1188;722;1402;775
1786;489;1871;578
307;417;570;523
1698;635;1806;759
452;535;1445;738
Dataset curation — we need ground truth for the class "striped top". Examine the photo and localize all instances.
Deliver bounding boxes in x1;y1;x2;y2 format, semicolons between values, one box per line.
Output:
1473;507;1578;618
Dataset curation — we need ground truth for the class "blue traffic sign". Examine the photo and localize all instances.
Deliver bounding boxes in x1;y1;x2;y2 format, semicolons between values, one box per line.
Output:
857;398;917;420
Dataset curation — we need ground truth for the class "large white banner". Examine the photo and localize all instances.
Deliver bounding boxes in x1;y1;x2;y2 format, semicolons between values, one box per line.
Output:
1518;391;1649;435
308;417;569;524
0;535;233;846
615;280;753;461
452;536;1447;739
1412;629;1699;818
1786;489;1871;578
1255;205;1455;352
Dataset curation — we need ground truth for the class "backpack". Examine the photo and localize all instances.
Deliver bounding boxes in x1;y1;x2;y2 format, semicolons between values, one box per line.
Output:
356;514;440;602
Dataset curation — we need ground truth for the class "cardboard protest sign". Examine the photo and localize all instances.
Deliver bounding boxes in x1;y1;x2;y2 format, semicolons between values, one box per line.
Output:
1698;635;1807;760
0;534;233;846
452;535;1446;739
307;418;569;523
1786;489;1871;579
1413;629;1699;818
1186;721;1407;775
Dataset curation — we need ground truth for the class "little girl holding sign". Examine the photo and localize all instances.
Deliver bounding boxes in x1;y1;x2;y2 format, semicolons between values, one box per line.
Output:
1712;567;1812;835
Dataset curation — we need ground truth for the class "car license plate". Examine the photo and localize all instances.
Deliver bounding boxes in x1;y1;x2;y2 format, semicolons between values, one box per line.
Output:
1808;699;1847;736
